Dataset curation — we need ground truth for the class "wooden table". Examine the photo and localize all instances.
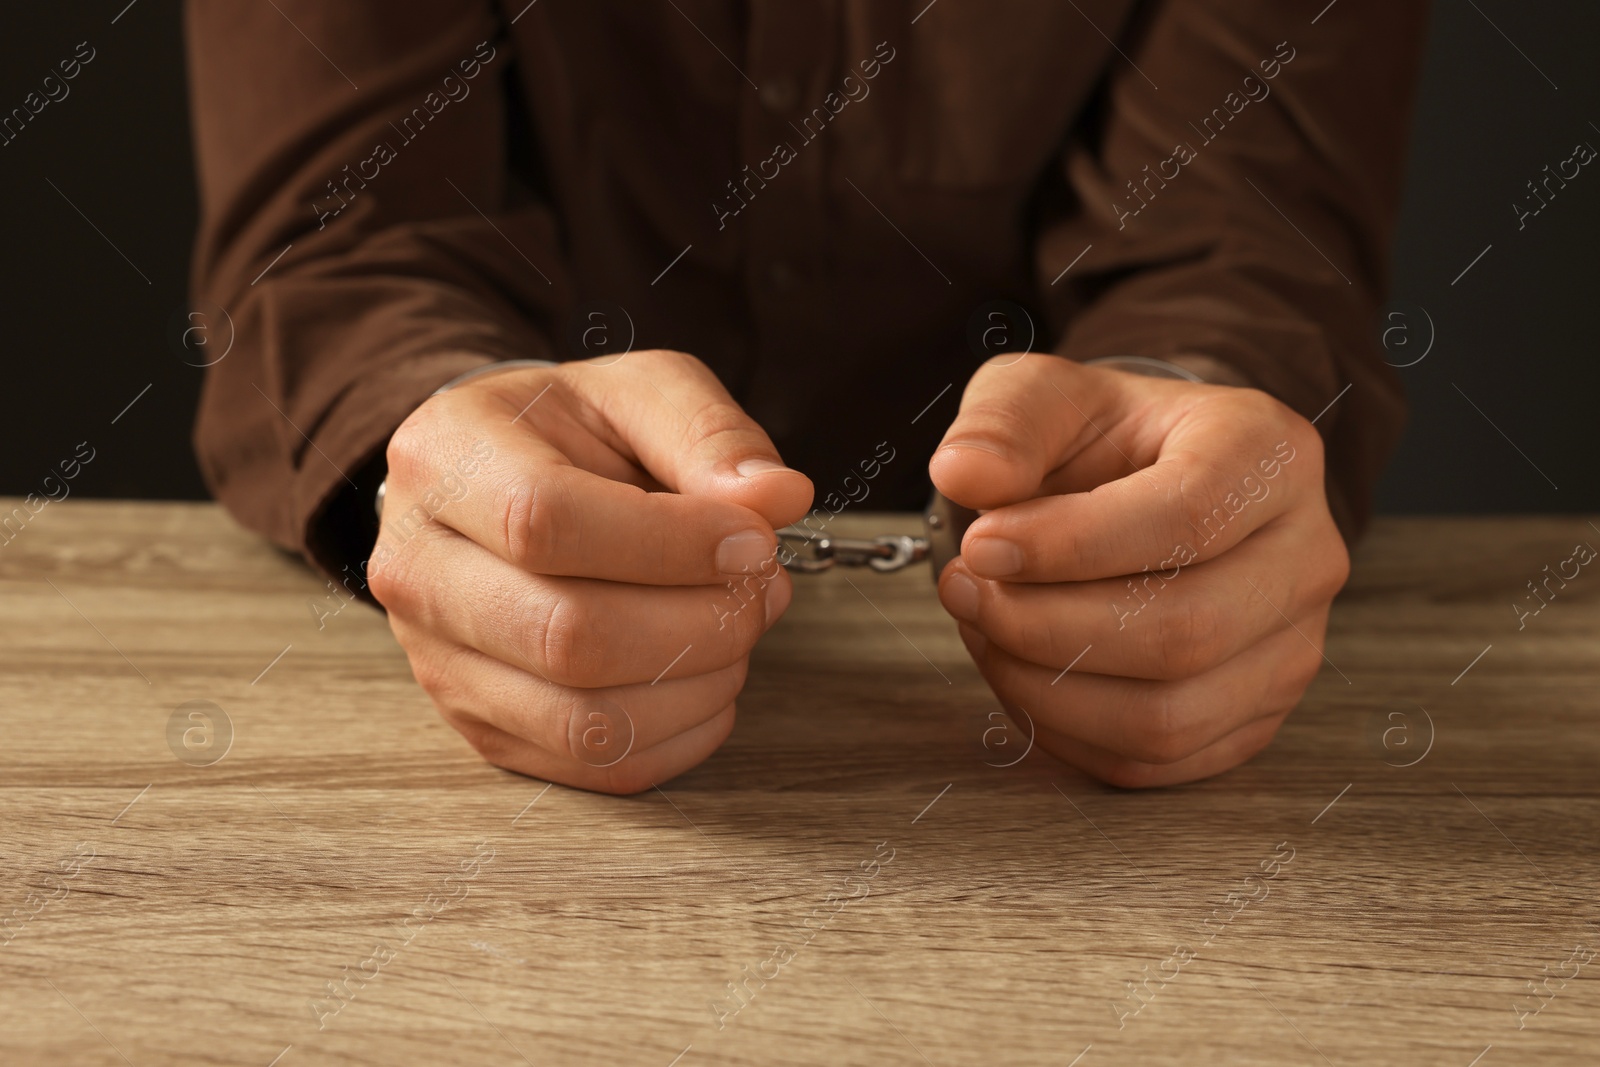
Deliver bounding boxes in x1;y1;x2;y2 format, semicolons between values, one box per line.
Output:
1;501;1596;1066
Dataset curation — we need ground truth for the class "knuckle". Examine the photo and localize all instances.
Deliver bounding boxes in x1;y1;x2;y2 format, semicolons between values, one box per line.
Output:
662;348;709;373
407;647;451;695
532;593;595;685
1151;595;1219;680
554;688;595;765
1283;525;1348;620
1236;385;1285;421
1230;387;1298;444
502;477;573;572
690;399;757;452
446;713;522;771
365;551;402;609
407;656;444;698
700;629;749;680
964;394;1038;450
1270;610;1329;695
1169;457;1234;547
708;576;774;653
638;348;710;384
1263;394;1325;470
1320;533;1352;598
558;691;643;771
596;703;734;794
408;641;477;707
382;498;443;548
1123;689;1205;766
1019;618;1066;671
716;656;752;702
365;539;421;613
1285;643;1325;695
385;399;447;486
708;615;751;668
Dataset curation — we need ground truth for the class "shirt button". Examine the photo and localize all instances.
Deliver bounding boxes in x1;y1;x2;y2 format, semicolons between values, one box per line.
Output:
759;77;799;112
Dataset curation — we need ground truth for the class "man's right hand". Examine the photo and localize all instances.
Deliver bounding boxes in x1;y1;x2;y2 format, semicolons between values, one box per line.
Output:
367;351;813;794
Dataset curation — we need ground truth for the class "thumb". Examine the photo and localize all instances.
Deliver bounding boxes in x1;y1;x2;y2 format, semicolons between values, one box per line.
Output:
929;354;1120;510
578;350;814;529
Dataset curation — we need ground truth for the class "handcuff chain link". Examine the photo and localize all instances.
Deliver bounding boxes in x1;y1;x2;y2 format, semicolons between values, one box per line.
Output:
776;529;929;573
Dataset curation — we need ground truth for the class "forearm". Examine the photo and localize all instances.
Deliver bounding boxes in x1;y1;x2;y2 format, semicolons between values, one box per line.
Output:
1034;0;1429;541
185;1;568;579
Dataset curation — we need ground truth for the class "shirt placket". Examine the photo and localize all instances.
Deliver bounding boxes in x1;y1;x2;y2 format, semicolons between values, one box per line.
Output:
737;0;840;440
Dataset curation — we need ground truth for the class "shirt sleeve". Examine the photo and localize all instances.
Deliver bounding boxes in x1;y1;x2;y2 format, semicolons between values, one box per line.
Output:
184;0;570;581
1036;0;1430;541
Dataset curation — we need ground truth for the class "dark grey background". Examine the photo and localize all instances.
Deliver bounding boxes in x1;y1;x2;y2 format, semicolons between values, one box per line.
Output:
1;2;1593;511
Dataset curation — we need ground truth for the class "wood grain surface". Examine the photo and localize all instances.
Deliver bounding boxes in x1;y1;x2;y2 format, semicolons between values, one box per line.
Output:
0;500;1596;1066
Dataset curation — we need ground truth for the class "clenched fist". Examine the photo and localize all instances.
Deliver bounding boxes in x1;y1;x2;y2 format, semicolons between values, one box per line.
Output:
931;355;1348;788
368;351;813;794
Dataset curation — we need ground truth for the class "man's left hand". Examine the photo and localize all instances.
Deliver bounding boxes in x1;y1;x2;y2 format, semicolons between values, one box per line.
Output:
930;355;1349;787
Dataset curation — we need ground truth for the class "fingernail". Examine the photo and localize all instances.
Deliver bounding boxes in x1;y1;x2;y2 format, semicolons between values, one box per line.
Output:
941;570;981;622
717;529;775;575
965;537;1022;577
736;458;790;478
937;438;1007;458
764;575;792;626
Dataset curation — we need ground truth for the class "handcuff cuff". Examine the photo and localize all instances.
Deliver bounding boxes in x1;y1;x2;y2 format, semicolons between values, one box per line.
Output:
376;355;1199;584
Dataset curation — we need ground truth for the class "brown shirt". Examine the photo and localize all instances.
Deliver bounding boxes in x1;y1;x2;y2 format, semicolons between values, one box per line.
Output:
185;1;1427;581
